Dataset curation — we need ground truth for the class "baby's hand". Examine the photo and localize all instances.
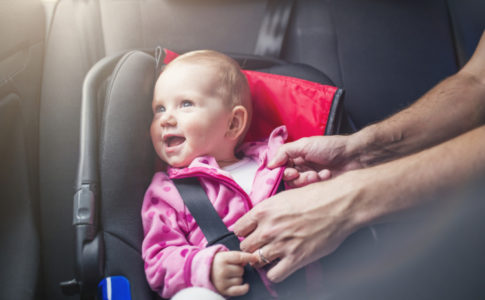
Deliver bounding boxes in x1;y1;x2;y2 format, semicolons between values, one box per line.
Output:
211;251;259;297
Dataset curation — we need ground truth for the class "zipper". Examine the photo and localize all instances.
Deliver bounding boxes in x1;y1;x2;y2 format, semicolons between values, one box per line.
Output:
171;163;286;211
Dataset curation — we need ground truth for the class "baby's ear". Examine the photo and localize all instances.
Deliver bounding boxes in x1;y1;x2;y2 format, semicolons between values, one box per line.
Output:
226;105;248;141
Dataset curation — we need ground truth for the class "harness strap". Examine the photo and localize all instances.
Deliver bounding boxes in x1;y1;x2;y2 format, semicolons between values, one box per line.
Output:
172;177;273;299
173;177;236;248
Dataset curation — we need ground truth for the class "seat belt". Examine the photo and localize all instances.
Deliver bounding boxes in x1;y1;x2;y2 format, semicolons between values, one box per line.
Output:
172;177;273;300
445;0;468;68
154;46;165;80
254;0;295;58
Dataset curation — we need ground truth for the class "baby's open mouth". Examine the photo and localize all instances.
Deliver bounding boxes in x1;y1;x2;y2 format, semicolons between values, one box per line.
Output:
164;136;186;148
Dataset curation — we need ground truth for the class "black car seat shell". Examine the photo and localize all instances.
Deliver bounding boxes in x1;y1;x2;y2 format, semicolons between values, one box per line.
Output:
72;48;342;299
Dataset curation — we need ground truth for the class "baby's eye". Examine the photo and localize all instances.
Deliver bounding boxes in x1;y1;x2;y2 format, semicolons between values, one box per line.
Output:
181;100;193;108
154;105;165;113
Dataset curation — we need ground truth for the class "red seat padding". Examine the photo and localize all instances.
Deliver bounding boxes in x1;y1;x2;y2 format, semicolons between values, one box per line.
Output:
163;50;339;142
242;70;338;142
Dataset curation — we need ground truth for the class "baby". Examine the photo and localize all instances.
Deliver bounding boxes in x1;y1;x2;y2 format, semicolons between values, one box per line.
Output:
141;50;289;298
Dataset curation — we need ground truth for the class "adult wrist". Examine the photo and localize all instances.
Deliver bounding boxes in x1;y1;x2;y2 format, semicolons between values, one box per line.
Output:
345;124;379;168
339;168;390;229
349;122;407;167
340;170;375;229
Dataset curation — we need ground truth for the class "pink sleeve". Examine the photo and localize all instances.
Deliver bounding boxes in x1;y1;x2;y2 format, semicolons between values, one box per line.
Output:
141;175;227;298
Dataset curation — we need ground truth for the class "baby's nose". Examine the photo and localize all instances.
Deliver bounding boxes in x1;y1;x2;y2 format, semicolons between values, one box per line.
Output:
160;111;176;126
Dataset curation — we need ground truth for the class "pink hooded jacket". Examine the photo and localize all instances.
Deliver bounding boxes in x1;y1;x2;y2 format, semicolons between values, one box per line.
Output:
141;126;287;298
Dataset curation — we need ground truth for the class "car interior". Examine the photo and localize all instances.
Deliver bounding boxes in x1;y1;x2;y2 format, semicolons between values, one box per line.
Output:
1;0;484;299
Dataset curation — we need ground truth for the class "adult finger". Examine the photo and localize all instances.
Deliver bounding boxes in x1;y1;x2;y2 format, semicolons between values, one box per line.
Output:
237;199;281;253
266;257;298;283
267;147;290;169
282;168;299;181
252;245;282;268
225;251;260;266
238;223;267;253
291;156;306;167
233;210;258;238
318;169;332;180
286;171;320;188
267;139;307;169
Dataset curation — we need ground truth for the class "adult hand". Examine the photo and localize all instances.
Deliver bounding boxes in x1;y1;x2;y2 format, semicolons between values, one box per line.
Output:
268;135;364;188
234;172;365;283
210;251;259;297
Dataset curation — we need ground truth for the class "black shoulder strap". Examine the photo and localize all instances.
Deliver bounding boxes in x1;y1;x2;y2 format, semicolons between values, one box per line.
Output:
254;0;295;58
172;177;240;250
172;177;273;300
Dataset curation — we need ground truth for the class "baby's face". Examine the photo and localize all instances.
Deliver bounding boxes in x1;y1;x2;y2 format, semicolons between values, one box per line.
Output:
151;62;235;168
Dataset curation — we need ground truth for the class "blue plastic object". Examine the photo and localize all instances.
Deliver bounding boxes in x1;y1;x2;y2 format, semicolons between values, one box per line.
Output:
98;276;131;300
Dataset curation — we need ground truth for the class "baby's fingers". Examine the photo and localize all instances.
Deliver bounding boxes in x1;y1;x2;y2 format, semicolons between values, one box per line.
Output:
224;283;250;297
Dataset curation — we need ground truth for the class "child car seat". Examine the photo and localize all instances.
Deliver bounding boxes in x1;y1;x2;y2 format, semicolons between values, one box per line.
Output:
64;48;349;300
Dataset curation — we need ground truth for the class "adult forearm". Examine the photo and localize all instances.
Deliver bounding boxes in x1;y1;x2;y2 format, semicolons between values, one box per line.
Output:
349;32;485;167
352;73;485;166
350;125;485;227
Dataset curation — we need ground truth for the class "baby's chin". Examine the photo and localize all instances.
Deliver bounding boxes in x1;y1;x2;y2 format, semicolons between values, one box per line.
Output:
165;157;193;169
168;162;190;168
